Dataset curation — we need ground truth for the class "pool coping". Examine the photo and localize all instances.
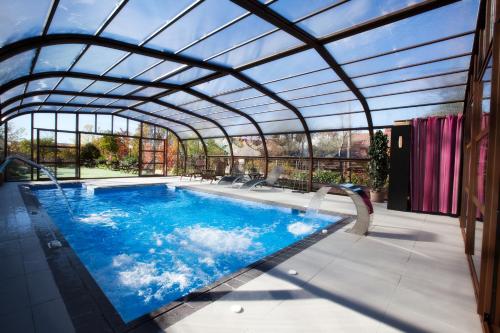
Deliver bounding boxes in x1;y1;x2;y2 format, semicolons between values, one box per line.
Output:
19;182;355;333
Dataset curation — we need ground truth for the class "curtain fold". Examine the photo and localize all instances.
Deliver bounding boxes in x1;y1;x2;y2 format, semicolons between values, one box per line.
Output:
410;114;463;214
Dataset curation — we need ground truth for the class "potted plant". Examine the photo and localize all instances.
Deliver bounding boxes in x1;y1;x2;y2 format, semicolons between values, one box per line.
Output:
368;130;389;202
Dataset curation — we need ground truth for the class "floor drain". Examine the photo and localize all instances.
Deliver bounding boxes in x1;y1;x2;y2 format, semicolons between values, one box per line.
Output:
47;240;62;249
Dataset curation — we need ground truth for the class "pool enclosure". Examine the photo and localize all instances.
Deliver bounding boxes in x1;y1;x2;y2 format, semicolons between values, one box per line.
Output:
0;0;499;331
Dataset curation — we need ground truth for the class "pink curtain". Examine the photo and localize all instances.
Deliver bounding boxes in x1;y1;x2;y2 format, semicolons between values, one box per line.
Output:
410;114;463;215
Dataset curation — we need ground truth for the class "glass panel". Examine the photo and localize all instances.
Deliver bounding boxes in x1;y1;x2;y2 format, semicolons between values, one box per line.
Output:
266;134;309;157
243;49;328;83
23;95;49;105
292;91;357;108
107;54;161;79
163;67;215;84
34;44;84;73
298;0;427;38
299;100;363;117
361;72;468;97
326;1;478;64
80;134;139;178
84;81;120;94
56;164;76;178
108;84;142;95
181;14;275;60
26;78;61;92
113;116;127;135
6;114;32;180
34;113;55;129
57;113;76;131
259;119;304;133
482;57;493;117
101;0;193;44
1;84;26;104
231;136;264;156
79;114;95;132
354;55;471;87
160;91;199;106
194;75;248;96
269;0;342;21
96;114;112;133
216;88;263;103
132;87;166;97
46;94;74;103
342;35;474;77
71;96;96;104
49;0;120;35
278;81;348;100
0;0;52;47
367;86;466;110
371;103;463;127
212;31;302;68
221;123;257;136
146;0;246;53
265;69;339;92
128;119;141;136
203;137;229;156
306;112;368;130
72;46;127;75
0;50;35;85
136;60;183;81
57;132;76;146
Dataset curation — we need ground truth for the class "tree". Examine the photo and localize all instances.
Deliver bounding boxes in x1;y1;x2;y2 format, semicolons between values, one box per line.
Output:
80;143;101;165
96;135;119;159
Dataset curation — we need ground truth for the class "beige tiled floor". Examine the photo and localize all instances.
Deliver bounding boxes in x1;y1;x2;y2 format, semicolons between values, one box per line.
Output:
0;177;481;333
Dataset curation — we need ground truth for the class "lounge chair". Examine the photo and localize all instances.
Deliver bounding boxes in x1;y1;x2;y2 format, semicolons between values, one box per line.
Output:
217;164;246;185
239;166;284;190
201;160;226;183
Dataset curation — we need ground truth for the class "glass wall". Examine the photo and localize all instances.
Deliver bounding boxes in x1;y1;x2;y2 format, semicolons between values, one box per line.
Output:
6;114;32;180
1;113;175;180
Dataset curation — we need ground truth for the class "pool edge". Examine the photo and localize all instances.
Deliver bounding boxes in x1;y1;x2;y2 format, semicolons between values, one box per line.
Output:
19;183;355;333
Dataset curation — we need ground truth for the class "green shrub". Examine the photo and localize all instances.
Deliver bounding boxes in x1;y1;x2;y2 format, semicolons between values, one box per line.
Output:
313;170;342;184
368;130;389;191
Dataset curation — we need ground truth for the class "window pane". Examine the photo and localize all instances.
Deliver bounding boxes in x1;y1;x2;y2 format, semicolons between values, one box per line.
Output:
194;75;248;96
49;0;120;35
57;113;76;131
84;81;120;94
72;46;127;75
146;0;246;53
259;119;304;133
128;119;141;136
367;86;466;110
342;35;474;77
136;60;184;81
266;134;309;157
212;30;302;68
298;0;427;38
371;103;463;126
46;94;74;103
113;116;127;134
79;114;95;132
326;1;478;64
299;100;363;117
354;55;471;87
164;67;215;84
306;112;368;130
96;115;112;133
0;50;35;85
57;78;94;91
34;44;84;72
102;0;193;44
26;78;61;92
107;54;161;79
34;113;55;129
0;0;52;47
108;84;142;95
1;84;26;104
181;14;275;60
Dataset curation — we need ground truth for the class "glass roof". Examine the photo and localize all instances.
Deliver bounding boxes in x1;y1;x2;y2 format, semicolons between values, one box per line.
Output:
0;0;480;139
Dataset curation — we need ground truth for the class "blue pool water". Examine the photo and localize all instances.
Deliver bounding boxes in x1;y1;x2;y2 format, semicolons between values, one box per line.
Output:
33;184;340;322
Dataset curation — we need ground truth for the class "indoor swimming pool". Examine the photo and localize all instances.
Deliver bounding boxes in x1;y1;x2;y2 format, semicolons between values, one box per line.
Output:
32;184;340;322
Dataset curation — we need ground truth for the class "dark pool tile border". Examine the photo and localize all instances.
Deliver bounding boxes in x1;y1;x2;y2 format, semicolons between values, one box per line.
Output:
19;183;354;333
